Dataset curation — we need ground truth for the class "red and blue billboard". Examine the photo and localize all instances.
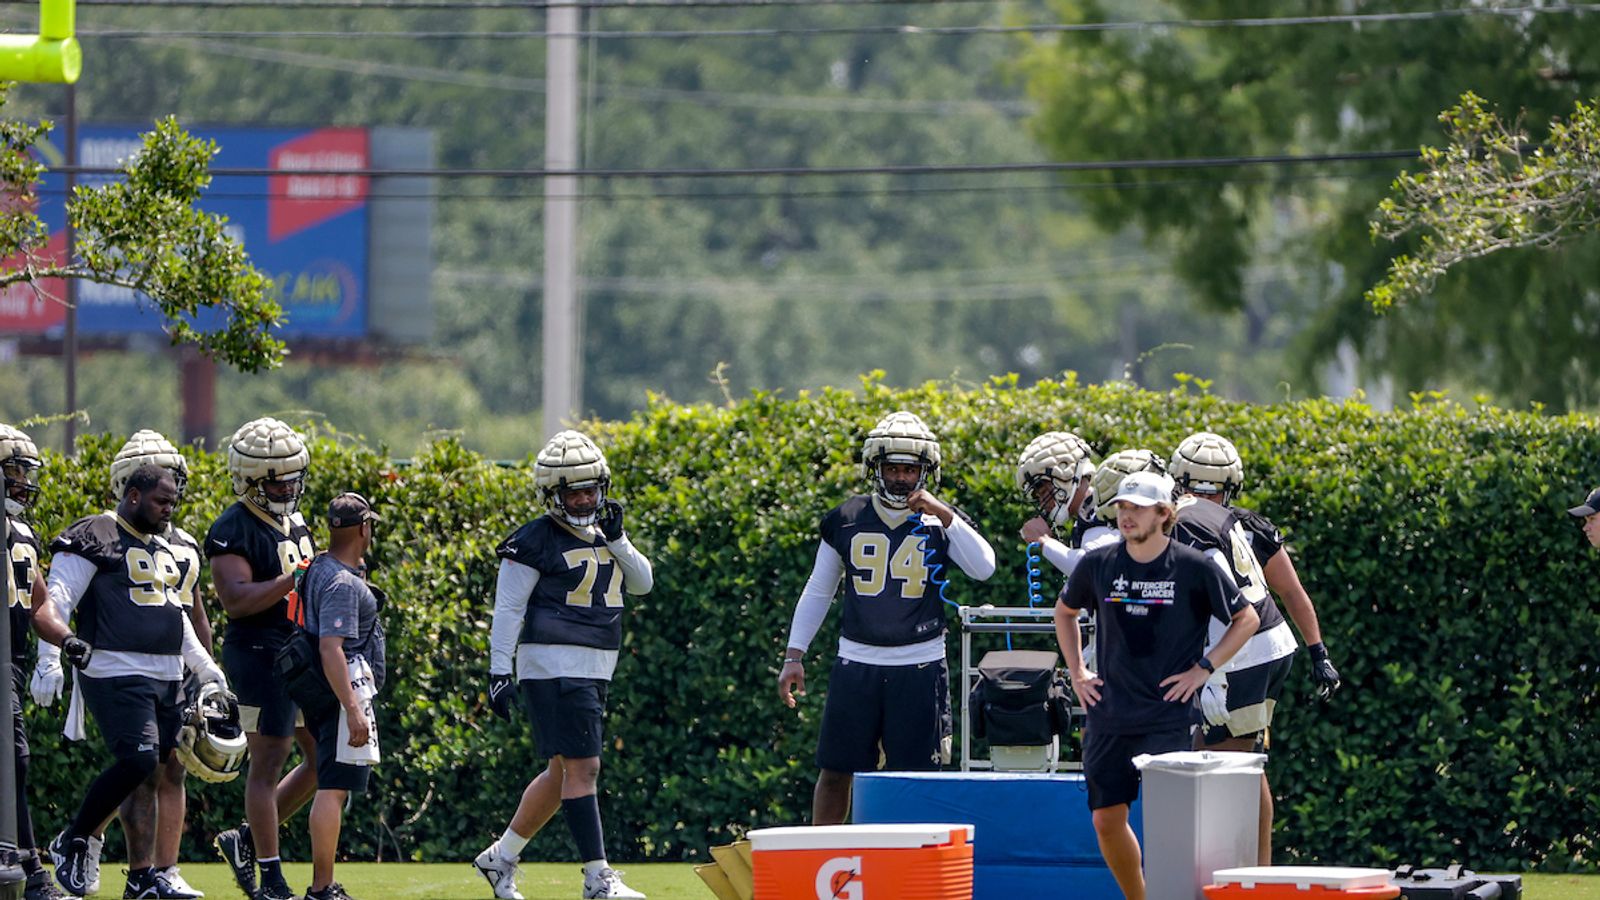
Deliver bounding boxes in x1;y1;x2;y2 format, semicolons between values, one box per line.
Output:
0;124;369;339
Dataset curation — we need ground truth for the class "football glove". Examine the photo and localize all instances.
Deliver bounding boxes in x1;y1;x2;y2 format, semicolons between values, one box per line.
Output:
488;673;516;721
596;499;625;542
62;635;93;671
29;646;63;706
1307;641;1341;701
1200;671;1232;727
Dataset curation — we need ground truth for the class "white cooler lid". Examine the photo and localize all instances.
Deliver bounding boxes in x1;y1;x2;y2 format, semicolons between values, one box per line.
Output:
749;824;973;852
1212;866;1395;889
1132;750;1267;775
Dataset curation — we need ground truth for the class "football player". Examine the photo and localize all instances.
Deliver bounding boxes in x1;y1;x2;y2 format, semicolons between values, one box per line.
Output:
37;464;231;899
1016;430;1116;579
0;424;72;900
474;431;653;900
1169;431;1341;865
205;418;317;900
778;412;996;825
33;431;211;898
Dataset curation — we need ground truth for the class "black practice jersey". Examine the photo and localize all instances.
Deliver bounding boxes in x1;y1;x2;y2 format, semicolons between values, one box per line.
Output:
497;515;627;651
1062;541;1247;735
819;495;968;647
1173;496;1285;635
204;502;315;641
166;525;203;610
1232;505;1287;569
49;514;186;655
7;517;41;665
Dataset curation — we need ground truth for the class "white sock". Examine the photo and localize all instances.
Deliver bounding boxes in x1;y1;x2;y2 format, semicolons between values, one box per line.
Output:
583;859;610;877
498;828;530;861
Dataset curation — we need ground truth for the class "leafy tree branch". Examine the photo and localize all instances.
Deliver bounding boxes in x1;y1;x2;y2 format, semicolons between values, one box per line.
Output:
1369;92;1600;310
0;86;285;371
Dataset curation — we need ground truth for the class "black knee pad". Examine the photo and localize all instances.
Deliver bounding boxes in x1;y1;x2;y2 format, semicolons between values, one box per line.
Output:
118;749;161;782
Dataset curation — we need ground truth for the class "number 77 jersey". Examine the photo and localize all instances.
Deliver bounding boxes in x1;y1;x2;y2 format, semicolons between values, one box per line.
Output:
821;495;957;647
497;514;628;651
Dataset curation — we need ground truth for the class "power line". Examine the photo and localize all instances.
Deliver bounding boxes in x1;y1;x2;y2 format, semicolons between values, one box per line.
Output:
76;5;1600;40
44;149;1418;180
73;0;1000;8
31;169;1394;202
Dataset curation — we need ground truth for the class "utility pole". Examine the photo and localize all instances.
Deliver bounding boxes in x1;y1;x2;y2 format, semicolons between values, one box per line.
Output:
540;4;581;439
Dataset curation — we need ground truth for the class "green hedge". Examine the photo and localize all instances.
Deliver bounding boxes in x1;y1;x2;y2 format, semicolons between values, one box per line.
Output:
16;376;1598;872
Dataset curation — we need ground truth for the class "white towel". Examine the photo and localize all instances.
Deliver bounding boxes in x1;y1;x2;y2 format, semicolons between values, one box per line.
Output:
62;669;86;741
336;655;380;766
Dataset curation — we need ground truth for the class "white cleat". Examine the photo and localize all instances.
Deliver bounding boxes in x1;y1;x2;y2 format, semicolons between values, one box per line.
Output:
84;834;103;896
581;867;645;899
471;842;525;900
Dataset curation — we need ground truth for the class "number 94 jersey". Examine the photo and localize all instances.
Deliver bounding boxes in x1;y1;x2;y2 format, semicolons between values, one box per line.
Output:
821;495;961;647
48;513;186;655
497;515;627;651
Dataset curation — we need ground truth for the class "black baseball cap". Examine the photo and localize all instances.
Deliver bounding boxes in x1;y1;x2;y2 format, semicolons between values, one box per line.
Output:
328;492;381;528
1567;487;1600;518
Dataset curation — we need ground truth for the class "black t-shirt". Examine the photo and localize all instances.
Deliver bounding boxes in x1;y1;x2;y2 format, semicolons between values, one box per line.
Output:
1061;540;1247;735
204;502;315;643
497;515;626;651
1173;496;1286;636
818;495;970;647
7;517;41;665
49;514;186;655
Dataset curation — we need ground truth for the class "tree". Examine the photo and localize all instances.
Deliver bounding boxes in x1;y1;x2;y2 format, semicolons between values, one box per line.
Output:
1370;92;1600;310
1016;1;1600;408
0;87;283;371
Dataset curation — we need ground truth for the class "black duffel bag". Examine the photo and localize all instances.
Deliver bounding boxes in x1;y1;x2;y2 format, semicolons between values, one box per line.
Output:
272;627;339;720
969;649;1070;747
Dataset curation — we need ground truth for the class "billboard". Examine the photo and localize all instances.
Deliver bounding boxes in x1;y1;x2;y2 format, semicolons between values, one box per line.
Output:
0;124;370;339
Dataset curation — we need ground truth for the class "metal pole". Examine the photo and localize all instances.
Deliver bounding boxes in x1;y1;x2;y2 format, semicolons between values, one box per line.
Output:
0;512;18;849
62;83;77;454
540;3;581;439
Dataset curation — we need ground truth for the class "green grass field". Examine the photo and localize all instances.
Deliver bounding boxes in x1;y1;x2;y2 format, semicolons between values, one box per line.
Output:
115;863;1598;900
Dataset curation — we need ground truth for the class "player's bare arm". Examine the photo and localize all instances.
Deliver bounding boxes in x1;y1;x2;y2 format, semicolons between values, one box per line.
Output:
210;553;295;619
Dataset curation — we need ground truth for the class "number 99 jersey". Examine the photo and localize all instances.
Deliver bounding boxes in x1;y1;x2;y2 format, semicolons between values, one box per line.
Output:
821;495;960;647
49;513;186;654
496;515;626;651
204;501;315;638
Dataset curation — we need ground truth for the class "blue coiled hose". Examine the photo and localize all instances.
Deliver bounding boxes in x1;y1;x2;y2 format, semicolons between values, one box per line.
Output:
910;514;958;612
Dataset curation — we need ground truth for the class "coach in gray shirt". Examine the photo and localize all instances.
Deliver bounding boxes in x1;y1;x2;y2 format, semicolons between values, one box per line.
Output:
300;492;387;900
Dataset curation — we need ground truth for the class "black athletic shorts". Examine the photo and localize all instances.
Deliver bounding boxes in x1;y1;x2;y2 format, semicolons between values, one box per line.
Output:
815;657;952;774
304;704;371;794
9;664;26;759
78;674;183;761
520;677;608;760
223;638;301;737
1082;725;1191;810
1199;653;1295;748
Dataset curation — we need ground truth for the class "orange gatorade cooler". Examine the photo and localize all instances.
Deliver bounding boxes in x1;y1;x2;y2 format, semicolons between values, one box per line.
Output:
1205;866;1401;900
749;823;974;900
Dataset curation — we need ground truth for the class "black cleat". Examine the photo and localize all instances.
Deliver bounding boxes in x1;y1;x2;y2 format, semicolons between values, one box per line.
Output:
214;824;256;898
